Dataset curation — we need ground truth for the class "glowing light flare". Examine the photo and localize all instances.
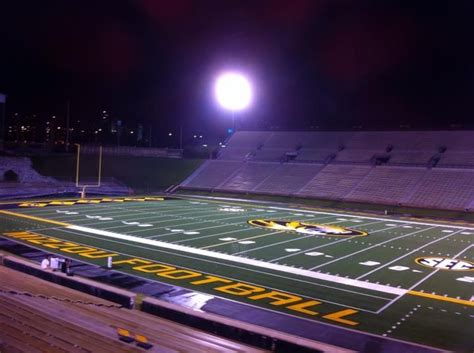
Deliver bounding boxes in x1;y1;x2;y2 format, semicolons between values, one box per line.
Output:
215;73;252;111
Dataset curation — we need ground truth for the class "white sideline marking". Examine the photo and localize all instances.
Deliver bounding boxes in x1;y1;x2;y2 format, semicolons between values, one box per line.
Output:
267;206;474;231
356;229;464;279
67;224;407;296
309;227;436;271
375;244;474;313
39;227;387;312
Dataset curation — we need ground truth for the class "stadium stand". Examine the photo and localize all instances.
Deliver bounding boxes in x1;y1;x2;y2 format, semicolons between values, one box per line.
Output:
345;166;427;205
404;168;474;210
180;160;243;189
181;130;474;211
218;147;254;160
386;151;436;166
254;163;324;195
220;162;280;191
294;149;336;163
438;151;474;168
252;148;287;161
333;149;380;164
0;265;266;353
297;165;372;200
225;131;272;148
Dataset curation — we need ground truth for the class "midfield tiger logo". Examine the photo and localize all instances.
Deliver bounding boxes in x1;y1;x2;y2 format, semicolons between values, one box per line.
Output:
248;220;368;237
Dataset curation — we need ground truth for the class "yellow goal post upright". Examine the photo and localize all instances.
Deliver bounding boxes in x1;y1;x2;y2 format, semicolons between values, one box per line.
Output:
75;144;103;199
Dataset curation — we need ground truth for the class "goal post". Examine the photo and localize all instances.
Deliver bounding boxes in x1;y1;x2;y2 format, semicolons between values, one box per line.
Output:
75;144;103;199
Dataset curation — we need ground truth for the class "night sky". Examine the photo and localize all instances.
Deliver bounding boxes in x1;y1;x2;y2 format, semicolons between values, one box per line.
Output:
1;0;474;141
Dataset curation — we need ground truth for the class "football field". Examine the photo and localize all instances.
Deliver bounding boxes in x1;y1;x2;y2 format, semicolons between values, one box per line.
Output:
0;196;473;352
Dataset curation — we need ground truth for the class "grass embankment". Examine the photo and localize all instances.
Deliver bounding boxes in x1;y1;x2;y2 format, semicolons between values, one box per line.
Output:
31;155;204;192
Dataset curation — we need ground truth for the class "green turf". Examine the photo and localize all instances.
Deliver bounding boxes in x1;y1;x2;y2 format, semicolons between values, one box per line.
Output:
0;196;473;352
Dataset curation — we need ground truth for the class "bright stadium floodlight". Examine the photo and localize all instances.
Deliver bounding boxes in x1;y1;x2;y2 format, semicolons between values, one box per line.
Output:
215;72;252;131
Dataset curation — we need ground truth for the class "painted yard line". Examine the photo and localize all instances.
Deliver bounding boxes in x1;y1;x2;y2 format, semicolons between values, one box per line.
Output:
232;221;390;255
66;224;407;296
356;229;465;280
377;244;474;313
172;226;260;244
11;200;190;217
103;203;305;232
180;216;386;249
118;209;280;239
0;210;71;227
14;202;205;224
268;205;474;231
309;227;436;271
25;228;386;313
407;244;474;292
102;207;232;230
147;213;338;240
144;217;282;239
69;202;241;228
200;231;287;249
210;221;386;254
157;214;354;247
135;210;295;237
77;204;221;226
232;233;319;255
269;223;405;263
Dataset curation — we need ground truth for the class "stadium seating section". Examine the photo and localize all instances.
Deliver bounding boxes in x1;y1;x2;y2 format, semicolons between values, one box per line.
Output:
0;265;265;353
182;130;474;211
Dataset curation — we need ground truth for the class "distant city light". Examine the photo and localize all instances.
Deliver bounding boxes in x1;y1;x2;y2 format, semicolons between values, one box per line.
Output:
168;132;173;136
215;72;252;111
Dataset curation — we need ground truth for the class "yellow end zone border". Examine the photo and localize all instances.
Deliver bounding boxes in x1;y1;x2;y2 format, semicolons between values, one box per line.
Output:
0;210;72;227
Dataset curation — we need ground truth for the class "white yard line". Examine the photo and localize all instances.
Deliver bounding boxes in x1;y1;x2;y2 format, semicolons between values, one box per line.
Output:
269;223;403;263
200;231;287;249
356;229;465;280
150;213;338;240
15;200;192;216
231;233;318;255
17;203;203;224
138;210;294;237
375;244;474;313
158;214;357;249
103;208;228;230
309;227;436;270
173;226;260;243
268;205;474;230
67;224;407;296
407;244;473;291
29;228;387;313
